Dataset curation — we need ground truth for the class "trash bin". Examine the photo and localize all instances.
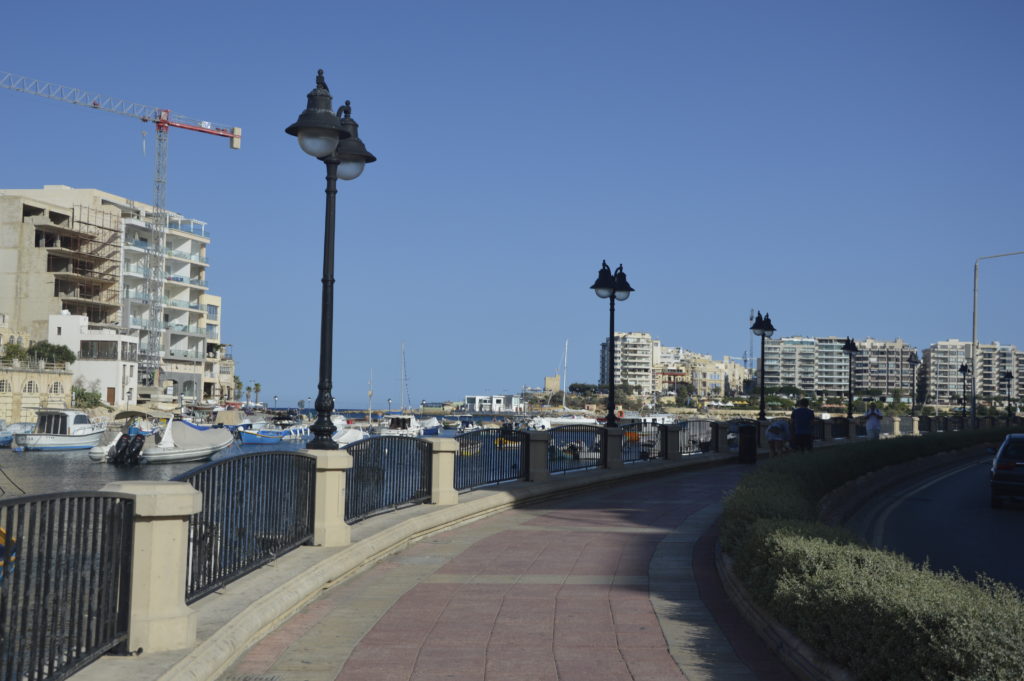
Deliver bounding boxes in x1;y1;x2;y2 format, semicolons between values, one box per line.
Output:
737;422;757;464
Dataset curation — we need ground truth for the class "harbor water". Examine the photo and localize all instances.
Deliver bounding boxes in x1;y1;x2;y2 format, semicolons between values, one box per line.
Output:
0;439;313;498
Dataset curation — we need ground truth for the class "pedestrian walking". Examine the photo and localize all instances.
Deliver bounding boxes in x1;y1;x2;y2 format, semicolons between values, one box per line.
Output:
790;398;815;452
865;401;884;439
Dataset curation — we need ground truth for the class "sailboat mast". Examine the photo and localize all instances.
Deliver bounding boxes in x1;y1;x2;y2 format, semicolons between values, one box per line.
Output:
400;343;409;412
368;369;373;424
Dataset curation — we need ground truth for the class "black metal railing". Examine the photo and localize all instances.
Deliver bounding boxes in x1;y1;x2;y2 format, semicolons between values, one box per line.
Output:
454;428;528;491
547;425;605;473
621;421;662;462
173;452;316;604
344;436;432;523
0;492;134;681
829;417;850;439
678;420;714;455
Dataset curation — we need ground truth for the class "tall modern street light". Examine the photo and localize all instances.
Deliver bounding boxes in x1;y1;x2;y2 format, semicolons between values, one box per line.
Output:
907;351;920;416
842;337;858;419
1003;370;1014;425
286;69;376;449
592;261;634;428
749;311;775;420
971;250;1024;418
958;363;971;417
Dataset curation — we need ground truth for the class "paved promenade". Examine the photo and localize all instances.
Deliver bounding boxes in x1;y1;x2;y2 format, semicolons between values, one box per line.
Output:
217;464;795;681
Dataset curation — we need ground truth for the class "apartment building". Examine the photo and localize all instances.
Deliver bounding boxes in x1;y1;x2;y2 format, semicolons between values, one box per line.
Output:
0;185;234;406
921;339;1020;407
601;333;750;398
600;332;656;395
761;336;921;400
921;340;970;406
47;312;138;407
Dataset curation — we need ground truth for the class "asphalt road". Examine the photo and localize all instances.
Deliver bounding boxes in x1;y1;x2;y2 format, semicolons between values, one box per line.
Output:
847;456;1024;591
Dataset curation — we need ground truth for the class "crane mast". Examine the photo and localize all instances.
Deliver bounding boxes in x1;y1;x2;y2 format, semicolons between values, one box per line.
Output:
0;70;242;386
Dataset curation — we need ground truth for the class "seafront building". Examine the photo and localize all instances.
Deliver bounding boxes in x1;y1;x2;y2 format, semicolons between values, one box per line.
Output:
599;332;750;398
0;184;236;409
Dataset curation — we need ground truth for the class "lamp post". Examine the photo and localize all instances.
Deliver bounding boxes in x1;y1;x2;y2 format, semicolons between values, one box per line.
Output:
286;69;376;450
907;351;920;416
749;311;775;420
958;363;971;417
842;337;858;419
1004;371;1014;425
273;395;278;410
971;251;1024;418
592;261;634;428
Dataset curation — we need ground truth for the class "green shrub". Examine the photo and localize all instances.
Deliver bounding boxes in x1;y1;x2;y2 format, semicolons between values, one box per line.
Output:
722;429;1024;680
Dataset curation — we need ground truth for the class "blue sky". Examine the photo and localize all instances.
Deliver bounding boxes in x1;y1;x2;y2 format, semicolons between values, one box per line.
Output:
2;1;1022;407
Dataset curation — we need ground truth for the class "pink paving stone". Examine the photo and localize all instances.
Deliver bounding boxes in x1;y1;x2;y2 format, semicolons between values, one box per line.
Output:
345;645;421;666
336;659;415;681
620;647;689;681
487;630;555;647
505;583;562;598
554;646;632;681
486;646;559;681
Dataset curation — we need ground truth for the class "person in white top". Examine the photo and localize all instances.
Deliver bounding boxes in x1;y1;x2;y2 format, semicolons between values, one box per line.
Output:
864;402;884;439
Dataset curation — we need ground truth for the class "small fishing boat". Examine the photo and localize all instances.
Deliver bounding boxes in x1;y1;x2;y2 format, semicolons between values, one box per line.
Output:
13;409;106;451
375;414;424;438
238;428;287;445
420;417;441;436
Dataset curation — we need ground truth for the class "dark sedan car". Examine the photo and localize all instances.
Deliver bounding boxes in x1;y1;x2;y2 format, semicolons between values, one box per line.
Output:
990;433;1024;508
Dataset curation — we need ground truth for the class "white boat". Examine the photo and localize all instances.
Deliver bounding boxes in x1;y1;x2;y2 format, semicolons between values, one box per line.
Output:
527;415;599;431
13;409;106;451
333;426;370;446
89;407;167;460
90;410;234;464
375;414;424;437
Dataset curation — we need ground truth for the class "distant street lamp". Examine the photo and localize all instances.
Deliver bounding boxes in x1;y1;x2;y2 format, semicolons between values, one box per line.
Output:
958;363;971;417
749;311;775;420
1003;370;1014;425
971;251;1024;418
592;261;634;428
907;351;920;416
286;69;376;449
842;337;859;419
273;395;279;410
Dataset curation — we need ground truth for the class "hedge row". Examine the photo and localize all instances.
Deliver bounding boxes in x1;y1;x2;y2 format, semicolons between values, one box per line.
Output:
720;429;1024;681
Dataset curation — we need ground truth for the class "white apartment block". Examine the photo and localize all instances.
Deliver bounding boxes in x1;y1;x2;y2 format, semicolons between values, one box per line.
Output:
48;312;138;407
0;185;234;406
922;339;1019;406
601;333;750;398
762;337;920;399
464;395;523;413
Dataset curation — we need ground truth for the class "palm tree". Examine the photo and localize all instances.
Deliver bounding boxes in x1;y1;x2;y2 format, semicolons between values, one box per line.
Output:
254;383;262;407
233;376;242;400
245;385;252;405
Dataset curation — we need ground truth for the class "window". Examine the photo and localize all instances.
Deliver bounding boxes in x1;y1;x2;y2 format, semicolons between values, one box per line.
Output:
24;380;38;393
49;382;63;395
0;380;9;393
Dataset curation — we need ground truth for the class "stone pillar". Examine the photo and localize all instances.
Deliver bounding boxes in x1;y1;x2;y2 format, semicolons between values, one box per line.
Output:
822;420;833;441
527;430;552;482
101;481;202;654
715;422;730;453
426;437;459;505
604;427;624;469
882;416;898;438
903;416;919;435
663;423;683;461
308;449;353;547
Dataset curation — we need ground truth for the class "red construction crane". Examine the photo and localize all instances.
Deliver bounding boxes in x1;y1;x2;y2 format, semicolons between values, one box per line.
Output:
0;70;242;214
1;70;242;379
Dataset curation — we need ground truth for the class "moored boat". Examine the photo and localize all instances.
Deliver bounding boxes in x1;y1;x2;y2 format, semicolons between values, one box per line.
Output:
13;410;106;451
238;428;287;445
90;411;234;464
0;421;35;448
374;414;424;438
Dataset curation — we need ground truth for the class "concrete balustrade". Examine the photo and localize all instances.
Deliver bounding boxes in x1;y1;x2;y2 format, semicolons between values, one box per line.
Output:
527;430;552;482
604;427;624;469
309;449;353;547
663;423;683;461
426;437;459;505
100;481;203;654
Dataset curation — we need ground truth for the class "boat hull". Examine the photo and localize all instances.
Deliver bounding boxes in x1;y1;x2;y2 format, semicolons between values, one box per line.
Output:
13;431;104;451
238;429;286;445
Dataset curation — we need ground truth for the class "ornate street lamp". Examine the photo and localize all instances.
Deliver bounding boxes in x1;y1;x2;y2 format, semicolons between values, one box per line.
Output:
958;363;971;417
287;69;376;449
842;337;859;419
749;311;775;420
907;351;920;416
592;261;634;428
